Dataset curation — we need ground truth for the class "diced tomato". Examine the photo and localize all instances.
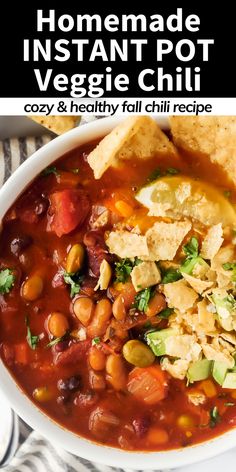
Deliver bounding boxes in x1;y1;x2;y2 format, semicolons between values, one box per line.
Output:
127;365;168;405
47;189;90;237
14;343;29;365
1;343;14;366
54;340;90;366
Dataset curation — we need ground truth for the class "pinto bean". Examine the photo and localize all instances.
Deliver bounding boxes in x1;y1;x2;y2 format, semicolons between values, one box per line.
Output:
89;346;106;371
106;354;127;391
87;299;112;338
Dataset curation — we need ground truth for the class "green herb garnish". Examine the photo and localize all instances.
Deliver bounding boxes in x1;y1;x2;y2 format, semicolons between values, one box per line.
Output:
224;190;231;199
0;269;15;294
147;168;162;182
92;337;100;346
41;166;59;176
25;316;39;350
134;287;154;313
166;167;179;175
209;406;221;428
47;335;66;348
71;168;80;174
183;236;199;259
224;402;235;407
144;321;152;329
158;307;174;319
64;272;84;298
147;167;180;182
115;258;133;283
161;267;182;284
222;262;236;281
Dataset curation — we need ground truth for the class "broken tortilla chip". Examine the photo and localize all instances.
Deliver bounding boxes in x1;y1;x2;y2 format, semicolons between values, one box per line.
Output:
106;230;149;259
30;116;79;135
170;116;236;186
87;116;177;179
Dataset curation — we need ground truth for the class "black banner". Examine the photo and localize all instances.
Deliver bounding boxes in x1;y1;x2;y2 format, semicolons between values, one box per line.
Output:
0;4;233;98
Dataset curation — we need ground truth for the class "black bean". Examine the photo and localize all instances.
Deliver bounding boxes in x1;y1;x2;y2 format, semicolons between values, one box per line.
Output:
10;235;32;256
57;375;81;392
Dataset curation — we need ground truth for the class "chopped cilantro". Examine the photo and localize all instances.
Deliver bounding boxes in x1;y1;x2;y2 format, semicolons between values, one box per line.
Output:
134;258;143;266
209;406;221;428
0;269;15;294
41;166;59;176
92;337;100;346
224;190;231;199
166;167;179;175
222;262;236;281
183;236;199;259
144;321;152;329
147;167;162;182
158;307;174;319
115;258;133;283
25;316;39;350
47;335;66;348
161;267;182;284
134;287;154;312
180;236;201;274
64;272;84;298
147;167;180;182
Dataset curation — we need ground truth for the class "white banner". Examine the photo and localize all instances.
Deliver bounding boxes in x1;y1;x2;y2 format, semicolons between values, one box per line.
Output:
0;97;236;116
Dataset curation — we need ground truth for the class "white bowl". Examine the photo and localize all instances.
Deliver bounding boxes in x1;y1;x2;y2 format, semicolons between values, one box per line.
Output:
0;116;236;470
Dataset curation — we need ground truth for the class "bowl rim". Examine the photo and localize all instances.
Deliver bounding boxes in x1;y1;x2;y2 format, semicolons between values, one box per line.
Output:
0;115;236;470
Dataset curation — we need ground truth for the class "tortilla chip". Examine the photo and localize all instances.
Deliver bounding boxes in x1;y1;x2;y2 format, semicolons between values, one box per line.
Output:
165;334;201;362
182;272;214;295
131;261;161;292
95;260;112;291
197;300;216;333
87;116;177;179
170;116;236;185
161;358;190;380
163;279;198;312
201;342;235;368
145;220;191;261
30;116;79;134
106;230;149;259
118;116;176;160
200;223;224;260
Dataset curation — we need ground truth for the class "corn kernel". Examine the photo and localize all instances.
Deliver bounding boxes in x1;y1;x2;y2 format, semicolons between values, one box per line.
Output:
177;414;194;429
33;386;53;403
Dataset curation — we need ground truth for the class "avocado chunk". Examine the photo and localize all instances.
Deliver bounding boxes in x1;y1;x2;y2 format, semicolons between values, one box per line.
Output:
180;256;208;276
210;291;236;331
146;328;176;356
212;361;228;385
187;359;212;383
222;372;236;389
